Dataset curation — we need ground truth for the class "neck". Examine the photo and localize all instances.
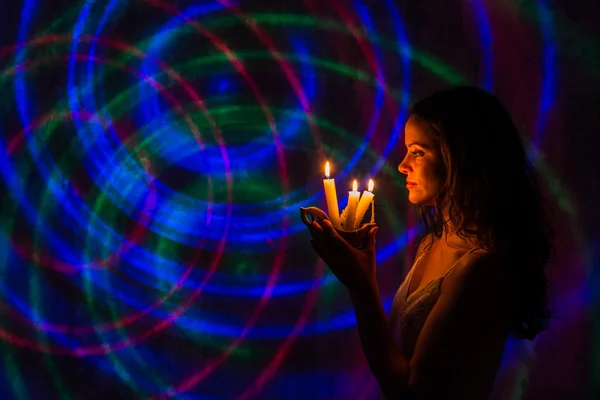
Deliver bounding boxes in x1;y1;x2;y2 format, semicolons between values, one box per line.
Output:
439;214;480;248
438;204;478;235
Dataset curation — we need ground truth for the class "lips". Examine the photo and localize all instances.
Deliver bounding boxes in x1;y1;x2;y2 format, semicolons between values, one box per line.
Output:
406;180;417;186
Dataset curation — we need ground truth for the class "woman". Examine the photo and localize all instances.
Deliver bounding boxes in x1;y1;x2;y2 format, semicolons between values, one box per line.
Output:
306;86;555;399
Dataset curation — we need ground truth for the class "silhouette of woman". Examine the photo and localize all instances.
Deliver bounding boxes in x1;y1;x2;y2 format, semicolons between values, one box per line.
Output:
306;86;555;399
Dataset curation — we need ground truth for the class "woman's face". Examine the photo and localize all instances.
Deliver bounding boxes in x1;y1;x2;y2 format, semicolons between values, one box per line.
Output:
397;115;444;206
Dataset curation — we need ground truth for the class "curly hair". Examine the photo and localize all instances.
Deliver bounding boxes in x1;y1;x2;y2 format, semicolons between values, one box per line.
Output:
409;86;555;340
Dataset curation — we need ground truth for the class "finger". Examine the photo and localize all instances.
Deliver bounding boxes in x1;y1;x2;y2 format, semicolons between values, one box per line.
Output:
310;239;320;253
307;220;325;238
369;227;379;247
319;219;353;249
310;240;327;260
319;218;341;239
309;223;333;251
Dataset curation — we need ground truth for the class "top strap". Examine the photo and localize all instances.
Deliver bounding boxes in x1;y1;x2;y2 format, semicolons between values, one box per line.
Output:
442;247;482;278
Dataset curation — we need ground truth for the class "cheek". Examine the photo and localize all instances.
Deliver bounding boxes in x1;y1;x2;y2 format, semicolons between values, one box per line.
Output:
417;163;432;180
421;163;444;191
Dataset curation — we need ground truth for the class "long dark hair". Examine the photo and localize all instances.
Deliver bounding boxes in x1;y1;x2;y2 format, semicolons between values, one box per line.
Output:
410;86;555;340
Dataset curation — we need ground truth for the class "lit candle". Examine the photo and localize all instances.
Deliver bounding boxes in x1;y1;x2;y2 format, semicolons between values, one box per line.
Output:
353;179;375;230
323;161;341;229
343;180;361;231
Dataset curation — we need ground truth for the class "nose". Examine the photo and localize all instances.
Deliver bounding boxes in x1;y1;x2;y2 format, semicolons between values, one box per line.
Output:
398;154;410;175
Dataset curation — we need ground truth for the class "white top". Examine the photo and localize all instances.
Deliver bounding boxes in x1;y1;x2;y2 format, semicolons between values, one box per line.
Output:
390;247;481;359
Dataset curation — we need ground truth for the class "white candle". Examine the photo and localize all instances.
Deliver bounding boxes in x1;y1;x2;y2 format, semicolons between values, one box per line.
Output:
343;180;361;231
322;161;341;229
339;207;348;227
353;179;375;230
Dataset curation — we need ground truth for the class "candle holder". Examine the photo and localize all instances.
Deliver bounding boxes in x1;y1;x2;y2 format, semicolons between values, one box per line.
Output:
300;206;377;249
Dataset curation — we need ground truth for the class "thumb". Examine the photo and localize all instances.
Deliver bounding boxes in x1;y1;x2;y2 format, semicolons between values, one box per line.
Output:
369;227;378;247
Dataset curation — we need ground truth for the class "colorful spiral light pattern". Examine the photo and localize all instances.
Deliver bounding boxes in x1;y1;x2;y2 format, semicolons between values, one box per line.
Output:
0;0;595;399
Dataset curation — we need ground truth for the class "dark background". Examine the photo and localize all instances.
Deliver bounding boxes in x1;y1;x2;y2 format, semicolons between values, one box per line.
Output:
0;0;598;399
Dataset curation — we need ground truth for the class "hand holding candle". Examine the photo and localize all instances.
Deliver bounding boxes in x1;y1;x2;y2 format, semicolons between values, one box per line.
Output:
353;179;375;230
302;161;376;249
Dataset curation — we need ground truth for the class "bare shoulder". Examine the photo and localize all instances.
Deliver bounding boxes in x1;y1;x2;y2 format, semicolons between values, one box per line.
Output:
443;249;513;328
450;246;506;274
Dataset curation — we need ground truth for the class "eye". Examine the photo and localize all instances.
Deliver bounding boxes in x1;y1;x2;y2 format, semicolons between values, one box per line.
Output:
411;150;424;158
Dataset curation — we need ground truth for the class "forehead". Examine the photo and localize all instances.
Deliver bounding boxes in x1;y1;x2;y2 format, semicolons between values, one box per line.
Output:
404;115;434;147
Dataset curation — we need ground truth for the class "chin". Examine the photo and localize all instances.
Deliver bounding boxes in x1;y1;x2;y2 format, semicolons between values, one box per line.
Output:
408;193;435;206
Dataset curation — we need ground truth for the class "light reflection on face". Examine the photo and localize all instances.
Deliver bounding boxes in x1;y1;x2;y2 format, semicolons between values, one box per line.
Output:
397;115;444;206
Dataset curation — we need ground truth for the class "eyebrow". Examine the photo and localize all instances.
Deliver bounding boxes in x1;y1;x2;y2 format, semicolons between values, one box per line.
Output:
406;141;431;149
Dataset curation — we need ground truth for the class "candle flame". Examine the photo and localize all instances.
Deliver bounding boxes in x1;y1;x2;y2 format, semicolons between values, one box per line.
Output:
353;180;357;192
325;161;330;178
368;179;374;192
